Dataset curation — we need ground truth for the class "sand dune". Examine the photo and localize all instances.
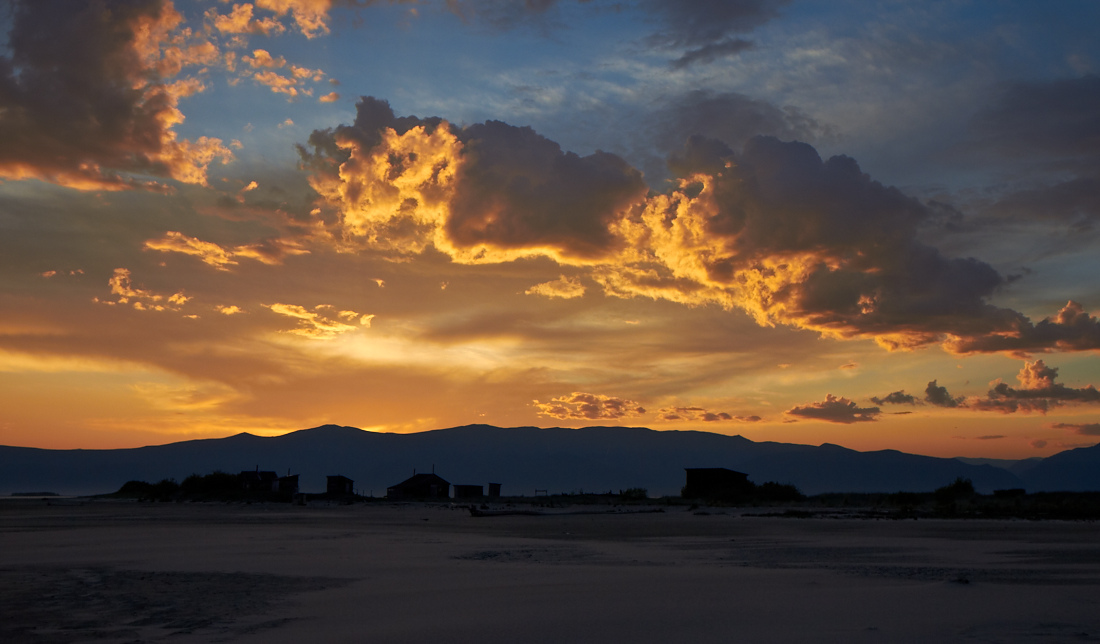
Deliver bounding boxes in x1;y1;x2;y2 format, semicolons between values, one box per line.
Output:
2;500;1099;642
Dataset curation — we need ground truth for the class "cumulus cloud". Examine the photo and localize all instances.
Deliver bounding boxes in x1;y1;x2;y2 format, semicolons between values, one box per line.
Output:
657;406;761;422
925;380;965;408
787;394;880;424
871;390;917;405
319;91;341;103
244;49;287;69
533;392;646;420
265;303;372;339
144;231;308;269
1051;422;1100;436
525;275;585;299
301;96;648;263
0;0;234;191
608;135;1024;350
632;90;830;186
301;98;1100;356
786;394;880;424
971;360;1100;414
653;91;826;156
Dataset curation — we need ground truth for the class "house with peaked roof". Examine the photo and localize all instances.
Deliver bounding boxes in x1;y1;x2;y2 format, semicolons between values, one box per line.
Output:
387;472;450;500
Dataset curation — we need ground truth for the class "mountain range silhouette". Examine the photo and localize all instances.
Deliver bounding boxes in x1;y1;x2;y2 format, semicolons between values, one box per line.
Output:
3;424;1099;496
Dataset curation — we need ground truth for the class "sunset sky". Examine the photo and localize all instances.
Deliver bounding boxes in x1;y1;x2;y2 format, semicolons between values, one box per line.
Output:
2;0;1099;457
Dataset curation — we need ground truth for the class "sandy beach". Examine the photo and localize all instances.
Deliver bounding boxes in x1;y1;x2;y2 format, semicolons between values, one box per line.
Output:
3;499;1099;643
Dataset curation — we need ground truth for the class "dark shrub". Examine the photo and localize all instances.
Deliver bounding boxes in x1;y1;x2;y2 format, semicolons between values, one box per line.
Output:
180;471;241;498
756;481;804;502
935;477;975;505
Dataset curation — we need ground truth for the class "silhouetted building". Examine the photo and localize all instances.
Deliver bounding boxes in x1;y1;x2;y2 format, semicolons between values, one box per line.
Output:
453;484;483;499
683;468;753;500
387;472;450;499
239;469;279;492
487;482;502;499
278;474;299;495
327;475;354;496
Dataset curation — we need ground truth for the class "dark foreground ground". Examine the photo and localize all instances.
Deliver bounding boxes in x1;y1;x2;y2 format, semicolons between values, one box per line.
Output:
2;498;1099;643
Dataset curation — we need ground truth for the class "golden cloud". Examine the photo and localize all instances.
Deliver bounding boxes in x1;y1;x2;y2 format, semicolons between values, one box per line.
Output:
245;49;287;68
256;0;333;38
301;98;1100;357
525;275;585;299
95;268;189;312
145;232;237;270
207;3;286;36
533;392;646;420
657;406;761;422
144;231;309;269
265;303;372;339
0;0;233;190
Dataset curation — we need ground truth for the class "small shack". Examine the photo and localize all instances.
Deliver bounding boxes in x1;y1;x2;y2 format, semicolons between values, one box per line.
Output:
387;472;450;500
487;483;502;499
682;467;753;500
278;474;299;495
453;484;483;500
327;474;354;496
239;469;279;492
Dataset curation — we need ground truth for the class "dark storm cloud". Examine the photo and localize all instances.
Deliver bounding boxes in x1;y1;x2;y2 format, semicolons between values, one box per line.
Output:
669;38;755;69
0;0;231;190
447;120;647;258
969;75;1100;226
925;380;964;408
646;90;828;180
969;75;1100;162
870;390;917;406
945;301;1100;355
986;177;1100;228
1051;422;1100;436
654;135;1026;349
786;395;880;424
642;0;789;68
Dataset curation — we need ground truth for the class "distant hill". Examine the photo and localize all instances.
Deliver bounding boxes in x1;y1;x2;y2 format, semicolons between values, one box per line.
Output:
1;424;1068;496
1018;443;1100;492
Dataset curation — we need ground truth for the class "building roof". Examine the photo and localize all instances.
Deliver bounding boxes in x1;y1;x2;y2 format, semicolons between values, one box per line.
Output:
390;472;449;488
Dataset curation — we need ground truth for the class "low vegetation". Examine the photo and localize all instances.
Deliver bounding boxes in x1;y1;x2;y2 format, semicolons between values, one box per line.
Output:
112;472;295;503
